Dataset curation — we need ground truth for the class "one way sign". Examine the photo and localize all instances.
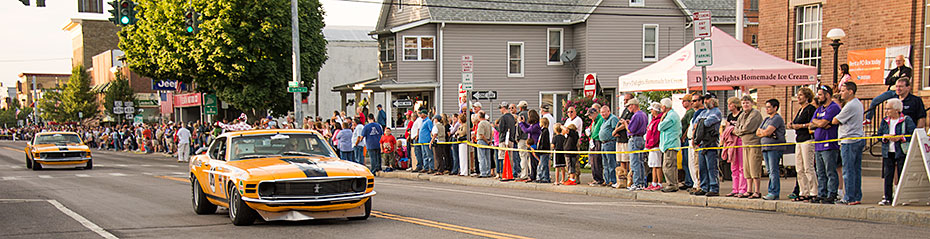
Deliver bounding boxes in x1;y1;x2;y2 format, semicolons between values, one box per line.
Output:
471;90;498;100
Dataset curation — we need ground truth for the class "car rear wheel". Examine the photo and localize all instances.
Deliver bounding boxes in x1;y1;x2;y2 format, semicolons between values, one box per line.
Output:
348;198;372;220
191;176;217;215
84;159;93;170
229;185;258;226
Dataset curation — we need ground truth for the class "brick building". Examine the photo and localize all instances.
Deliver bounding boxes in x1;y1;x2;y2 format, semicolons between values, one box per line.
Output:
15;73;71;107
757;0;927;118
62;18;121;69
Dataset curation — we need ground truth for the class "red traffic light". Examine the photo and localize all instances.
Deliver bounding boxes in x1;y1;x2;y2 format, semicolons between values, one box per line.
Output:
120;2;129;8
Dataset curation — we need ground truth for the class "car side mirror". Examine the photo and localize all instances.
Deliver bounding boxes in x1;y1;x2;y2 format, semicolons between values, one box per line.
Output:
195;147;207;155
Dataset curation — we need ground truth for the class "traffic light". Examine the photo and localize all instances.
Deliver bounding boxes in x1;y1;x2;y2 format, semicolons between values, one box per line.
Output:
118;0;131;25
18;0;28;6
107;1;120;25
184;8;200;34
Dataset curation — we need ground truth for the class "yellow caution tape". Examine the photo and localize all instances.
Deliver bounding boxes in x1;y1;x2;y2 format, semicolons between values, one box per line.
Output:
402;134;911;155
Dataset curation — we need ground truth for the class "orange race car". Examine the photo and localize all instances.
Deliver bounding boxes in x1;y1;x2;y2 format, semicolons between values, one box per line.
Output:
189;129;375;226
25;132;93;170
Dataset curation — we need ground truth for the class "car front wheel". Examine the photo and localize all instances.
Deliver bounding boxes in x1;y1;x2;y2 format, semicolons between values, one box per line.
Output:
25;155;32;169
191;176;217;215
84;159;93;170
348;198;372;221
228;185;258;226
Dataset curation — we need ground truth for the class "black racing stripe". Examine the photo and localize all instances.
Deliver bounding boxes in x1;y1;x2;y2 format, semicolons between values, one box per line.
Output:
278;158;328;178
206;193;226;202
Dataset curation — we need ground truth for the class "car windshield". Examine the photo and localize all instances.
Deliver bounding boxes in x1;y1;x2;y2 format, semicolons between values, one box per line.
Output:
229;133;337;161
34;134;82;145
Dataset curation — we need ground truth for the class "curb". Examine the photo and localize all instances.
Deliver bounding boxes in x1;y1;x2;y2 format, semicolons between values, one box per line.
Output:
379;171;930;227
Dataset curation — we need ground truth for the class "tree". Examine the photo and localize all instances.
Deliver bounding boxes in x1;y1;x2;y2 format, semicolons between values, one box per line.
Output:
36;89;66;122
104;73;136;119
120;0;327;116
59;65;99;122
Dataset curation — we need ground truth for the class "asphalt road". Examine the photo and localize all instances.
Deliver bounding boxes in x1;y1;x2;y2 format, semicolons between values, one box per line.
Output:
1;140;928;239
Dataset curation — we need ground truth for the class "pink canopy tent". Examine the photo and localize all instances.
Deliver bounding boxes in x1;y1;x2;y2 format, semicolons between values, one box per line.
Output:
619;27;817;92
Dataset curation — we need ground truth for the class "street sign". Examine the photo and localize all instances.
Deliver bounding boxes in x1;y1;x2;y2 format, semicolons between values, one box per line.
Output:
124;106;135;114
125;114;133;119
134;115;143;124
461;55;473;72
113;107;124;114
114;101;123;107
124;101;133;107
462;72;474;90
471;90;498;100
393;99;413;108
583;73;597;98
693;11;712;38
203;94;218;115
288;87;308;93
694;39;713;66
288;81;299;87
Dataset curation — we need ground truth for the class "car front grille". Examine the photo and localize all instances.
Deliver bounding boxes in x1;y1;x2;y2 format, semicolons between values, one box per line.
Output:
258;178;367;199
40;151;83;159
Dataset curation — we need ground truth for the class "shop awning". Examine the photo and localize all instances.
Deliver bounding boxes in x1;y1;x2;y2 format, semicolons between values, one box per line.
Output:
331;77;438;93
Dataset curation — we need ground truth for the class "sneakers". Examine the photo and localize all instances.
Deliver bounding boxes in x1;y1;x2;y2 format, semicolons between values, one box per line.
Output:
646;185;661;191
705;191;719;197
763;194;779;200
878;199;891;206
661;187;679;193
810;197;822;204
627;185;644;191
821;197;835;204
863;119;872;125
610;183;621;188
563;180;577;185
693;189;706;196
835;200;850;205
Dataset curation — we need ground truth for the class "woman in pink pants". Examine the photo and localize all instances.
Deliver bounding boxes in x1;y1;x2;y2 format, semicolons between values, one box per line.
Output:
723;97;748;197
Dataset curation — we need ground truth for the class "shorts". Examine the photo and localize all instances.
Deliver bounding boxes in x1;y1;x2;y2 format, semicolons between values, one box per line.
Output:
566;155;580;174
647;149;662;168
617;142;630;162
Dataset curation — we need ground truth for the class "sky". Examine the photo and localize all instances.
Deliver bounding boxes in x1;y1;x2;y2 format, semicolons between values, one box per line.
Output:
0;0;381;93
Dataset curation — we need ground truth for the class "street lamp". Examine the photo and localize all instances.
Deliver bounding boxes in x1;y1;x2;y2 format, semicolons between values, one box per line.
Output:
827;28;846;87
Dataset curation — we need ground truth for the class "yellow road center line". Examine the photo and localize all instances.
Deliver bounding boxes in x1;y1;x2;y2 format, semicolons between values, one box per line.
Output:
155;175;189;183
372;211;533;239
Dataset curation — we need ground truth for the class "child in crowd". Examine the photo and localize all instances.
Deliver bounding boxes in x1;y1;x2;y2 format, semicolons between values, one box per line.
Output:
380;127;397;172
536;117;552;183
564;124;580;185
552;124;567;185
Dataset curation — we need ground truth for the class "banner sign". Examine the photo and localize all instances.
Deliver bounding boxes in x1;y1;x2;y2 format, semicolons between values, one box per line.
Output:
174;93;202;108
152;80;188;91
847;45;912;85
135;93;159;107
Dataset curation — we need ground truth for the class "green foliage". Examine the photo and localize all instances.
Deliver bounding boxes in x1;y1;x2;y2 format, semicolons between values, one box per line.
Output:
37;89;65;122
0;101;30;126
635;90;684;107
58;65;99;121
104;73;136;117
119;0;328;115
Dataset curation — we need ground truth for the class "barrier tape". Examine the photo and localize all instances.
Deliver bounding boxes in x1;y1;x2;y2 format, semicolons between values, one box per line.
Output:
403;134;912;155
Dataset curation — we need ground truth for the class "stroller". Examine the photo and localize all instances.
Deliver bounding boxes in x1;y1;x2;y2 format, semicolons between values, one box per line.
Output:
395;139;410;170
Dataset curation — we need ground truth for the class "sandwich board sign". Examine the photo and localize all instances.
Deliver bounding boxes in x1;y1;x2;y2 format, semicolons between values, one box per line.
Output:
893;128;930;206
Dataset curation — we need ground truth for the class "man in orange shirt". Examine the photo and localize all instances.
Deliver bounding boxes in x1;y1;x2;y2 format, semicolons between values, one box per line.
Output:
380;128;397;172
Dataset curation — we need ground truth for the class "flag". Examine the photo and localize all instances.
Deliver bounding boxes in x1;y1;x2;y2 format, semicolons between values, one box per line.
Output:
15;108;20;116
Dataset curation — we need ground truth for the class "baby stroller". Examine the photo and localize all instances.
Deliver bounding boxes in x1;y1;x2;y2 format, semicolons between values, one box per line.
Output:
395;139;410;170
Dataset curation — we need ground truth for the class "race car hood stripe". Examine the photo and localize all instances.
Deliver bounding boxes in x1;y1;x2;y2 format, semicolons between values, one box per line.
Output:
278;157;328;178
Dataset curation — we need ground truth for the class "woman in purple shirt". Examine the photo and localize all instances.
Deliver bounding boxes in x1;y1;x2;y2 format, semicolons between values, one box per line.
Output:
519;110;542;182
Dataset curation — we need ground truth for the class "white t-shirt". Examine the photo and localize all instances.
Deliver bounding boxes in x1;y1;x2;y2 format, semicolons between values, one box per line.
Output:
888;118;900;153
176;128;191;144
411;117;424;139
565;116;584;135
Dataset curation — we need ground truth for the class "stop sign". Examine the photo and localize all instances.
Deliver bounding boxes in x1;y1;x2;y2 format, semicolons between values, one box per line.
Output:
583;73;597;98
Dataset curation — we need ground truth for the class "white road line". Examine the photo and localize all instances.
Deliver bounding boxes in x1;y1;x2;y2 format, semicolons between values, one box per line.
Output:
75;174;90;177
109;173;128;177
140;164;151;167
2;176;18;180
162;165;180;168
114;164;128;167
378;182;692;208
47;200;119;239
170;172;186;175
142;172;154;175
38;175;53;179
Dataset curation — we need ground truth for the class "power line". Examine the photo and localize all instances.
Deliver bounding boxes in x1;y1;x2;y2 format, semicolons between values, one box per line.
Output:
332;0;739;18
0;57;70;63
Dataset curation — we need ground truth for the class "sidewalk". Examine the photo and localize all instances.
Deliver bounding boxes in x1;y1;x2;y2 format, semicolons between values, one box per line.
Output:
379;171;930;227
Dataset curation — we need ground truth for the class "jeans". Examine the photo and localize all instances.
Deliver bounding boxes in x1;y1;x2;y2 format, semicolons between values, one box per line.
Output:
629;136;646;187
354;146;364;164
698;149;720;193
415;145;424;170
422;145;435;171
511;142;522;178
865;90;896;120
368;150;382;173
477;140;491;177
763;150;784;196
590;142;604;184
681;143;693;187
451;143;460;174
841;139;865;202
602;141;618;185
883;152;905;201
341;151;354;161
815;149;840;199
537;153;551;182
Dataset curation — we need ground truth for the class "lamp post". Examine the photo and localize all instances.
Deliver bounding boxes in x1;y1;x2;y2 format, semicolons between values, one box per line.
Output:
827;28;846;87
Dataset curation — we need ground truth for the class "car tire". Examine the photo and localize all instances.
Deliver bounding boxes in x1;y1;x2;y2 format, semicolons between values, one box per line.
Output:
31;158;42;171
191;176;217;215
25;155;32;169
348;198;372;221
84;159;93;170
229;185;258;226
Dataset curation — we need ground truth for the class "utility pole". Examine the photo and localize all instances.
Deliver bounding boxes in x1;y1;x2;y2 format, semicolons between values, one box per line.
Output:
32;75;38;125
290;0;303;127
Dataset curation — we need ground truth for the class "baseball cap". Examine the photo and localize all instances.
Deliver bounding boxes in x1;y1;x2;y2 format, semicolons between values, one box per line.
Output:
499;101;509;109
586;108;599;116
473;102;482;108
625;98;640;106
541;104;551;111
703;92;717;99
419;110;428;115
680;94;693;101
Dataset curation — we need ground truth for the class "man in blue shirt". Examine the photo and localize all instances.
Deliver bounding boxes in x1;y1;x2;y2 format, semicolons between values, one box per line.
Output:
362;115;384;174
693;93;723;196
599;106;621;187
377;105;387;127
417;110;435;172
